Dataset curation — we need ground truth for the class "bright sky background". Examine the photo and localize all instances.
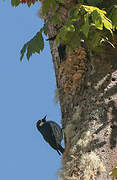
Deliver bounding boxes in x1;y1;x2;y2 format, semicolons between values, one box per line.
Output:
0;1;62;180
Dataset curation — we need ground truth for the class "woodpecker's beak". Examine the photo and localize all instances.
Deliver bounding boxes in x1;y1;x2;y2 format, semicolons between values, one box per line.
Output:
42;115;47;121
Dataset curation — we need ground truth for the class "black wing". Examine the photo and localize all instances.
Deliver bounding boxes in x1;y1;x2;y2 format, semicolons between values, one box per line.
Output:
49;121;63;144
40;122;59;150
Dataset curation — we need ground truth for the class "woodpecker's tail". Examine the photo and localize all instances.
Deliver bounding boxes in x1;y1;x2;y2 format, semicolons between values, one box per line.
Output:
58;144;64;154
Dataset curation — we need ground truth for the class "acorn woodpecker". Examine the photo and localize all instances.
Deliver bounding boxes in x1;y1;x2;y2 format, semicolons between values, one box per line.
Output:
36;115;64;155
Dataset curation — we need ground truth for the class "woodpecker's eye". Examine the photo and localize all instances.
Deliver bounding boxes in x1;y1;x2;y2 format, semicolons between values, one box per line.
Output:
39;120;45;126
42;119;46;123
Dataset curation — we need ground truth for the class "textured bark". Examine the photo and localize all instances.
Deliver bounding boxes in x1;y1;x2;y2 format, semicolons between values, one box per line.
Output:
41;2;117;180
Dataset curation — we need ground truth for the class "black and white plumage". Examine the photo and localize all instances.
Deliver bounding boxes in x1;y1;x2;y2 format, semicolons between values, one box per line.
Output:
36;115;64;155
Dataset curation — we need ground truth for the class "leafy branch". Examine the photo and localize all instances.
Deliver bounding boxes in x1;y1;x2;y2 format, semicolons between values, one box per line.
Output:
20;23;48;61
11;0;117;61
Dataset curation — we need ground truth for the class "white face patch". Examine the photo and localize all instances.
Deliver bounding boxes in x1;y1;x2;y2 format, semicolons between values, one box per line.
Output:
39;121;45;126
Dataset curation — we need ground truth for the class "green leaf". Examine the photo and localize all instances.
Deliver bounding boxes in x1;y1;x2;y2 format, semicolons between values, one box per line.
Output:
20;44;27;61
41;0;57;16
56;23;76;45
68;31;81;49
51;0;57;12
38;32;44;51
11;0;20;7
92;10;103;30
20;32;44;61
87;31;101;49
56;25;80;50
109;5;117;30
65;24;75;32
102;15;113;34
49;14;62;25
81;13;90;37
42;0;50;16
82;5;113;34
56;28;65;44
27;1;32;7
82;5;106;15
72;6;81;17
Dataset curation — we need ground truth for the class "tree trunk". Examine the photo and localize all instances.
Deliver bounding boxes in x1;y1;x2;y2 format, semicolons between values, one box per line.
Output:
43;4;117;180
